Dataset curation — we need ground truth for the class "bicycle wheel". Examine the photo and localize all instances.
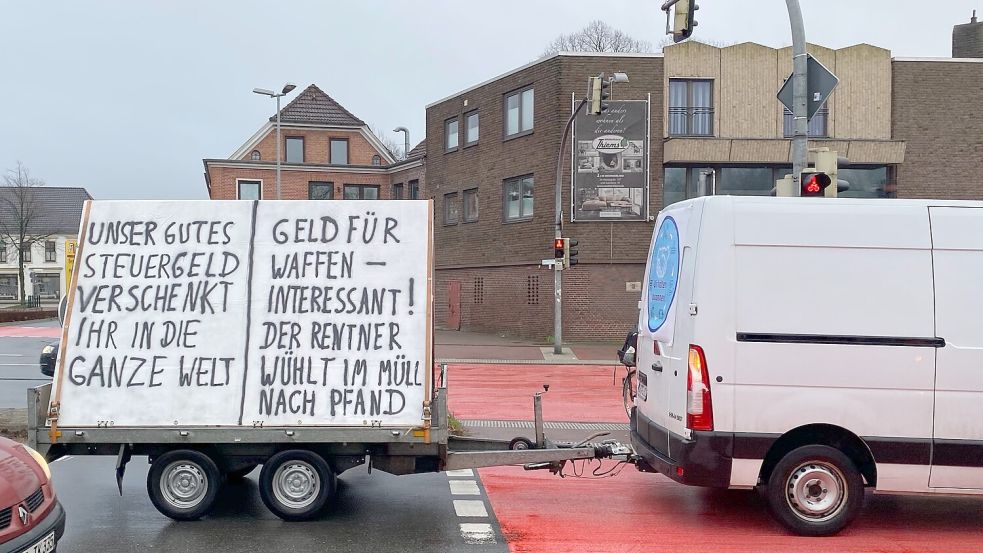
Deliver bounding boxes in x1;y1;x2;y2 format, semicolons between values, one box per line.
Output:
622;369;637;417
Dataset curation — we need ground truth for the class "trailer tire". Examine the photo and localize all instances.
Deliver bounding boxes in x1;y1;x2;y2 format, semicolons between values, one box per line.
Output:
259;450;335;521
509;437;534;450
147;450;222;521
766;445;864;536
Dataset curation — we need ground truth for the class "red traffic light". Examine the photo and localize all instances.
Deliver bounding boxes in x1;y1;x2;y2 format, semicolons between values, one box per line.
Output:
800;172;832;197
554;238;565;259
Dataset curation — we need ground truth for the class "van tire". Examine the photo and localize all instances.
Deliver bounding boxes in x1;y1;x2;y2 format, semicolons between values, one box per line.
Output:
259;450;335;521
765;445;864;536
147;449;222;521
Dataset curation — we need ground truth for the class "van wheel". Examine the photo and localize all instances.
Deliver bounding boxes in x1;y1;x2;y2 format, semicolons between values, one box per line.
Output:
147;450;221;521
766;445;864;536
259;450;335;521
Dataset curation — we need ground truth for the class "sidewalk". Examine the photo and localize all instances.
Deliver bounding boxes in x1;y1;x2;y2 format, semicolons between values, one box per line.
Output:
435;329;621;365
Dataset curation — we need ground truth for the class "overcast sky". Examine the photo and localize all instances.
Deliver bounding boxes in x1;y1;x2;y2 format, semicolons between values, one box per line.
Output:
1;1;977;200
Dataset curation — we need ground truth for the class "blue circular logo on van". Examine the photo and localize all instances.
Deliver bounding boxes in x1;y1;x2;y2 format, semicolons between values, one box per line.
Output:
647;216;679;333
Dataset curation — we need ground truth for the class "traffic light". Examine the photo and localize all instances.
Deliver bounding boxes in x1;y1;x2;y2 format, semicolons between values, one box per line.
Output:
800;171;832;197
671;0;698;43
567;238;579;267
554;237;565;265
588;75;610;115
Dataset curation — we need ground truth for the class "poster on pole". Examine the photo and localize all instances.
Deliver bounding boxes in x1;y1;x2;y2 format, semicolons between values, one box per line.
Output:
51;200;433;428
571;99;649;222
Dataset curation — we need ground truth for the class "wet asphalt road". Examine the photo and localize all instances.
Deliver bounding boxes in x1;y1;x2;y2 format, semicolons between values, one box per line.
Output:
51;455;506;553
0;319;56;408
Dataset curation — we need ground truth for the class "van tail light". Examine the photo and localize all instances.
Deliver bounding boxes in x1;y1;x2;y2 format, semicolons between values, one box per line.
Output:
686;344;714;431
653;341;661;356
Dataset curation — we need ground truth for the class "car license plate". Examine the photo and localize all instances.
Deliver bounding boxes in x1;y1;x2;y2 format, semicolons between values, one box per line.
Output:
637;371;648;402
25;531;55;553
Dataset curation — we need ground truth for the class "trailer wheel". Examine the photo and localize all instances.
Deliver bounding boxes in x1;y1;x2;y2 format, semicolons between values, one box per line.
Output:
508;437;534;450
766;445;864;536
147;450;221;521
259;450;335;521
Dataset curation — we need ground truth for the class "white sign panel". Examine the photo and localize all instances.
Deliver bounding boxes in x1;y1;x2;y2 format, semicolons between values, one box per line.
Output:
52;200;433;428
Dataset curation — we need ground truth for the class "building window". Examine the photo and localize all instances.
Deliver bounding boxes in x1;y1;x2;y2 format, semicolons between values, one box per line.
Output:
503;175;534;222
237;179;262;200
372;155;382;166
0;274;15;299
465;111;479;145
526;275;540;305
343;184;379;200
445;117;459;152
330;139;349;165
44;241;56;262
21;244;31;263
409;180;420;200
474;277;484;305
250;150;261;161
0;241;6;264
393;183;404;199
783;107;829;138
463;188;478;222
285;136;304;163
444;192;459;225
309;181;334;200
668;79;713;136
505;86;534;137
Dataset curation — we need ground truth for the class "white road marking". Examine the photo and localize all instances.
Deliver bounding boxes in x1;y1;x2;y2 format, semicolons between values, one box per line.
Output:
459;523;496;545
453;499;488;517
52;456;73;463
0;363;35;366
449;480;480;495
0;354;26;356
445;468;474;477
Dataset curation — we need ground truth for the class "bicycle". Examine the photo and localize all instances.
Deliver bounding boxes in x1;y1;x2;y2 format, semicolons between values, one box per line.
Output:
617;329;639;417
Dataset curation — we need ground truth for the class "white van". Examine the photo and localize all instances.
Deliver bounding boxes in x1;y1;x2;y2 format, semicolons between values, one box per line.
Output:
631;195;983;536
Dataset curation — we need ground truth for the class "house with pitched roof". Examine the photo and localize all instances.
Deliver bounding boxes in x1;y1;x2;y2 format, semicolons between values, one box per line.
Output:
203;84;425;201
0;186;92;303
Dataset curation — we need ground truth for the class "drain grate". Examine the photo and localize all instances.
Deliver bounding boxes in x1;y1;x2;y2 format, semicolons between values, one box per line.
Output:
459;419;628;431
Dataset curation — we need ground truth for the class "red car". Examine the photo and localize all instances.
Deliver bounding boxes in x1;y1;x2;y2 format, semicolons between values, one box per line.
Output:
0;437;64;553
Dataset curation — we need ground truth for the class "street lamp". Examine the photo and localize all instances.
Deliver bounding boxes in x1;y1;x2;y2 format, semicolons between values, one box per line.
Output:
253;83;297;199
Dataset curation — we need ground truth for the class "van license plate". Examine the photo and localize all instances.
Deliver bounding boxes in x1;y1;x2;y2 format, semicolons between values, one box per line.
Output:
637;371;648;402
26;532;55;553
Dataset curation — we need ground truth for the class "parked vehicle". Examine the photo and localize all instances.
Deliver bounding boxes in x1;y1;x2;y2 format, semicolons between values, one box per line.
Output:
39;342;57;378
629;195;983;536
0;437;65;553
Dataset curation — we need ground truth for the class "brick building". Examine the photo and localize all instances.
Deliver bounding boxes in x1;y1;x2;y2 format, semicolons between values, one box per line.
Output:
426;22;983;341
204;84;424;201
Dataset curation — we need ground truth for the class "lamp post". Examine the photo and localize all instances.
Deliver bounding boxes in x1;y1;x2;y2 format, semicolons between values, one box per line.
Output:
393;127;410;160
552;72;629;355
252;83;297;199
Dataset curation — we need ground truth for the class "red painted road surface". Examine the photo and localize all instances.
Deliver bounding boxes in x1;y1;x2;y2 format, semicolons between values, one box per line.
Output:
448;364;983;553
0;326;61;338
446;363;629;422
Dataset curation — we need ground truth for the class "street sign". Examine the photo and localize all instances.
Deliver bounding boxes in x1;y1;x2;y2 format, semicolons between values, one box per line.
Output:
777;54;839;121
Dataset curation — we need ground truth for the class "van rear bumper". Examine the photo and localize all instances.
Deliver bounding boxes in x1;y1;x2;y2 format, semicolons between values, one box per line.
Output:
630;408;732;488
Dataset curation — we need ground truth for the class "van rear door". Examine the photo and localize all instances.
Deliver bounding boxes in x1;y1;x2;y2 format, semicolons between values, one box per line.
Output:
636;199;705;456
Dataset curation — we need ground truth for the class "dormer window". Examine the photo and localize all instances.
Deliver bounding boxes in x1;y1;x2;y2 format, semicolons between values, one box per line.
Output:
372;155;382;166
250;150;261;161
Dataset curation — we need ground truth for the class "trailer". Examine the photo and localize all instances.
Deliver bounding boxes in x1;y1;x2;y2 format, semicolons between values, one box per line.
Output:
29;199;630;521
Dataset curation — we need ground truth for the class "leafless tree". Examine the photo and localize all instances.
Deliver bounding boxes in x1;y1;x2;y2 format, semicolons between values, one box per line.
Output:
369;126;405;161
0;162;51;305
543;20;653;56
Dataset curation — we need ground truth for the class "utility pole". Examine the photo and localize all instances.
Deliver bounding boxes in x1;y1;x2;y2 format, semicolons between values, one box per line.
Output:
554;95;588;355
786;0;808;194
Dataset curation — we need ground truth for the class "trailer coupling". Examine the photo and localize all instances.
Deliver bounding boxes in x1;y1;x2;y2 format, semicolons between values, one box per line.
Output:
521;440;635;474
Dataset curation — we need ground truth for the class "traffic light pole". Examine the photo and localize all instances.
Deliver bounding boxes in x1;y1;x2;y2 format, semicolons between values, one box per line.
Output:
786;0;808;195
554;96;589;355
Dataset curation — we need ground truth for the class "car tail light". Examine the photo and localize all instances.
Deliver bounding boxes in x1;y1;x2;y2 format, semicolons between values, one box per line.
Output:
686;344;713;431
